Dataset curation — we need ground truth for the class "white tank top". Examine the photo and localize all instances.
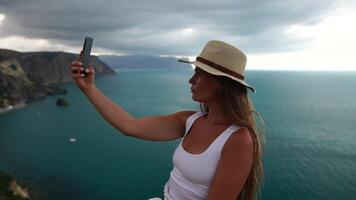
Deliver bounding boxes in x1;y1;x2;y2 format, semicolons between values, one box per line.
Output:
163;111;240;200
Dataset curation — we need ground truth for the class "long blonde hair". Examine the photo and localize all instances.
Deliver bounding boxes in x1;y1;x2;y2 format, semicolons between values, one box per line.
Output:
200;75;265;200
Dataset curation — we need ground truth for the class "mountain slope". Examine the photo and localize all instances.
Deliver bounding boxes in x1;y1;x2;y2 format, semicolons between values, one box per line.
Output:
0;49;115;110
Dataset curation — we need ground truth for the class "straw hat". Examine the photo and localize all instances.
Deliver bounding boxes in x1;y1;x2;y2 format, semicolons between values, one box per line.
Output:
178;40;255;93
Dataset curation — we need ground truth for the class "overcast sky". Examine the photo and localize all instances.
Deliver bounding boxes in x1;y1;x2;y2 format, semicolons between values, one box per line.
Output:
0;0;355;70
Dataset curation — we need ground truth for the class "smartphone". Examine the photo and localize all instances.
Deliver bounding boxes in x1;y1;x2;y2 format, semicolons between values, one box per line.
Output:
80;36;93;75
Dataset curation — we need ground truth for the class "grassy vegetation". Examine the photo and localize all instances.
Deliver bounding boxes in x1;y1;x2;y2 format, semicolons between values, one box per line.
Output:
0;60;33;85
0;172;32;200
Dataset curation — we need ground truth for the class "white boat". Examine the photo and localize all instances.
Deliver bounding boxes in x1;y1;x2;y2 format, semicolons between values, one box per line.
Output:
69;138;77;142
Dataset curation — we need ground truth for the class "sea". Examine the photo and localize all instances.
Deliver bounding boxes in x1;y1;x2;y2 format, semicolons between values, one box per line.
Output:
1;69;356;200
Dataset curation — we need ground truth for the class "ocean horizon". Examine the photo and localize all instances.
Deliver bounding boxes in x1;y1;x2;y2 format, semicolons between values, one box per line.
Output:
1;69;356;199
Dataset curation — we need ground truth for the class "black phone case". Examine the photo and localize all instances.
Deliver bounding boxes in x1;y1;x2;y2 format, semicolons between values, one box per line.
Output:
80;37;93;75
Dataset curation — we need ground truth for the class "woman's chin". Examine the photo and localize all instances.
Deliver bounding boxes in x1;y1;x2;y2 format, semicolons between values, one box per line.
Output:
191;95;201;102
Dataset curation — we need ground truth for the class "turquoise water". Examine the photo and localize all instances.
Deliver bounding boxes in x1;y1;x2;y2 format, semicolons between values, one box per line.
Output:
1;69;356;199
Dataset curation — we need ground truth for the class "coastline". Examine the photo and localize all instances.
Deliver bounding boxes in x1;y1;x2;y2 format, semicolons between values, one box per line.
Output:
0;102;26;114
0;171;32;199
9;179;31;198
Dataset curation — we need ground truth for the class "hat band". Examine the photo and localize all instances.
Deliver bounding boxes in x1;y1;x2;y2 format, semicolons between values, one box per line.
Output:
196;57;245;80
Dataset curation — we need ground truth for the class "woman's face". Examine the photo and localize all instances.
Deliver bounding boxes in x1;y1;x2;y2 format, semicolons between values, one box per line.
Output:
189;67;222;103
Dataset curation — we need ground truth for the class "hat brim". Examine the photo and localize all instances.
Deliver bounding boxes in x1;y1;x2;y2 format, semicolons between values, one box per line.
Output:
178;58;256;93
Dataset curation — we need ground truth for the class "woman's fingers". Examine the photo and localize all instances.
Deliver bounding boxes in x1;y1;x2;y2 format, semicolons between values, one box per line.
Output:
85;66;94;74
69;60;93;82
70;66;83;71
70;61;83;74
72;73;85;78
70;66;91;76
70;62;92;73
70;66;84;74
71;60;83;66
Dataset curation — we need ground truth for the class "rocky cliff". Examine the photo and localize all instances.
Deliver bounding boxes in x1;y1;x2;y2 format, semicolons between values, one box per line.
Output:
0;171;32;200
0;49;116;110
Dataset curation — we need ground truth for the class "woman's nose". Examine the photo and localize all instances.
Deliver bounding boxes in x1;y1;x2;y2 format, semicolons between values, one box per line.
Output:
189;75;196;85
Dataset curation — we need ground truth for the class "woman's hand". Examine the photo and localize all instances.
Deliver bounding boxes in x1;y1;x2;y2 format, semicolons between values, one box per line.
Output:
69;57;95;92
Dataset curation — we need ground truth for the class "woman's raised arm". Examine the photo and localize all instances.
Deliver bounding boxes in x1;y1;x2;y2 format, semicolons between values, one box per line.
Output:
70;60;194;141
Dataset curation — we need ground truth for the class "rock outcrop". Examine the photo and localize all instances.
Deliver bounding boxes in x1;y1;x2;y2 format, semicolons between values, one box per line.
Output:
56;97;70;106
0;171;32;199
0;49;116;110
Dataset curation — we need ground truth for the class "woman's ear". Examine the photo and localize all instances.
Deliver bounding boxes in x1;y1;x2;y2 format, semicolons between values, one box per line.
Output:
214;75;225;93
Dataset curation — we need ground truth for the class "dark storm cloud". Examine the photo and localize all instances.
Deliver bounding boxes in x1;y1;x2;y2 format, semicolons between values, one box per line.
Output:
0;0;336;55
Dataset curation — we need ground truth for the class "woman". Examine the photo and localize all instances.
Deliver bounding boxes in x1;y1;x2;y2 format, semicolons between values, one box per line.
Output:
70;40;264;200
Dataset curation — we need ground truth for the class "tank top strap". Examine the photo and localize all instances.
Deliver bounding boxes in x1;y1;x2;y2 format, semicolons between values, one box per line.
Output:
184;111;207;136
211;124;241;153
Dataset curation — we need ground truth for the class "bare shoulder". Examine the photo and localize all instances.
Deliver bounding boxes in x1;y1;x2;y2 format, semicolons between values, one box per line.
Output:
222;127;254;155
209;127;254;199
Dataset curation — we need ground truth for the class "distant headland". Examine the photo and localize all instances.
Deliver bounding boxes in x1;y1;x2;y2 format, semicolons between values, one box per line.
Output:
0;48;116;113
